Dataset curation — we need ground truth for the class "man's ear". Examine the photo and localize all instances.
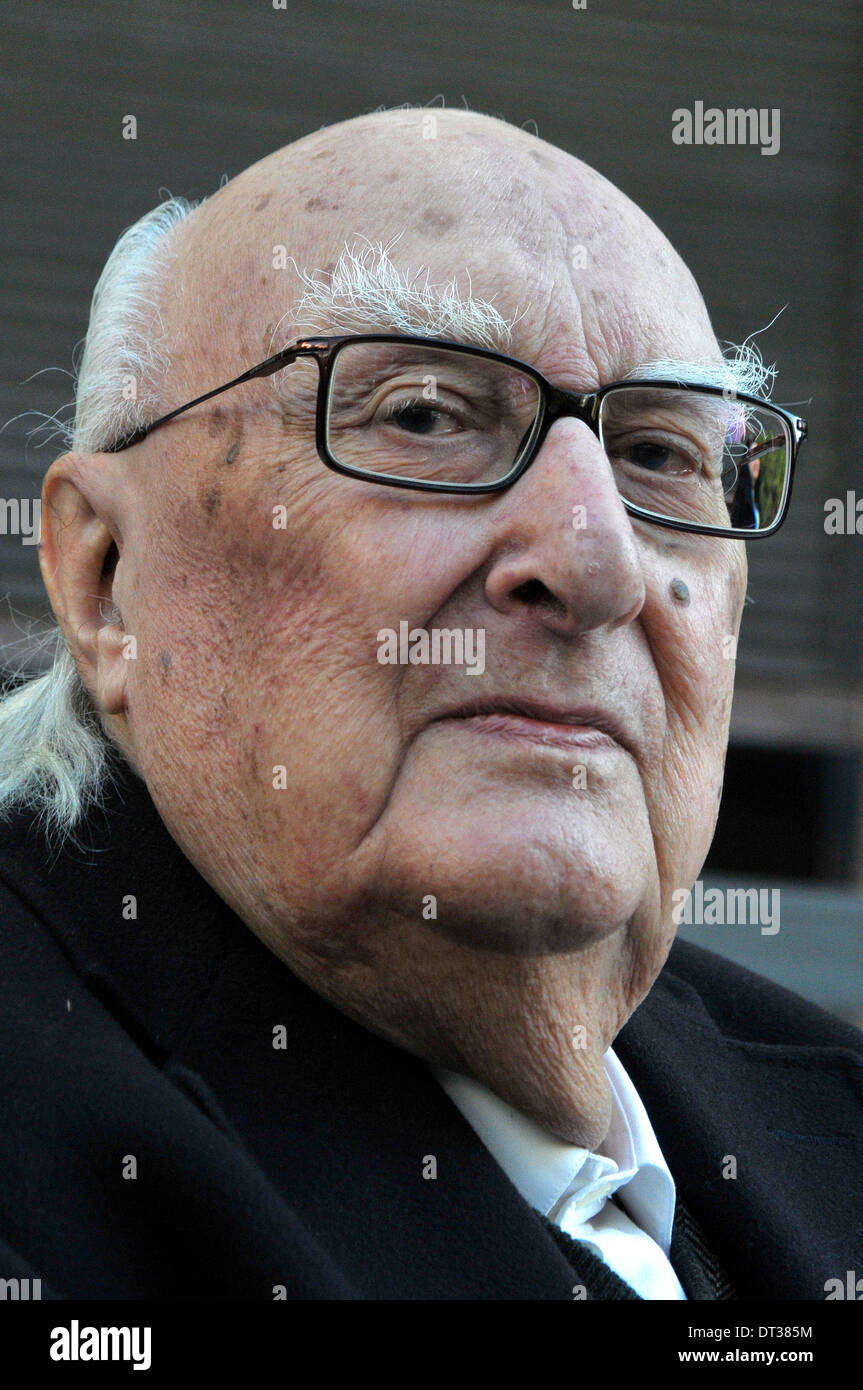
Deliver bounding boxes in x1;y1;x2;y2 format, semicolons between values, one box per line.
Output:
39;452;129;717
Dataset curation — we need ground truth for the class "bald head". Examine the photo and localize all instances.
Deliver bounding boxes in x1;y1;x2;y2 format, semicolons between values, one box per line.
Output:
159;107;720;415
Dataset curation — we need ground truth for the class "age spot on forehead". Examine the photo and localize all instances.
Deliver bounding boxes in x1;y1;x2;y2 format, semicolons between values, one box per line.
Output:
415;207;458;234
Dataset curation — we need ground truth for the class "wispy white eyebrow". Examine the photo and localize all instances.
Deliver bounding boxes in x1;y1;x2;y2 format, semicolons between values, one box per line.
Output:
276;237;516;353
625;348;776;401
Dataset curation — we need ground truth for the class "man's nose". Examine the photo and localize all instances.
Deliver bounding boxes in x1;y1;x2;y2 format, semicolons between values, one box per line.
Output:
484;416;646;638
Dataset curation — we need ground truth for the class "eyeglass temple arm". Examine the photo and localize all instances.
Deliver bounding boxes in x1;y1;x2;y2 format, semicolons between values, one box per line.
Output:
745;434;788;463
106;344;308;452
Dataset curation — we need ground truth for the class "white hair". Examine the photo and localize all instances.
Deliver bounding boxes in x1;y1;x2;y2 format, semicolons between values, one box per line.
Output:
0;204;778;845
283;236;516;350
625;342;775;399
0;195;199;843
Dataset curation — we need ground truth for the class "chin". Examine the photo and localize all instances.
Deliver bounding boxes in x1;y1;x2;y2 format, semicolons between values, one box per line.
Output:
373;811;655;956
400;869;649;955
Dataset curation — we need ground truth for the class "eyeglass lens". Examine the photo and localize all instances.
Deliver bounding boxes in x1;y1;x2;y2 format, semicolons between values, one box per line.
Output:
325;341;789;530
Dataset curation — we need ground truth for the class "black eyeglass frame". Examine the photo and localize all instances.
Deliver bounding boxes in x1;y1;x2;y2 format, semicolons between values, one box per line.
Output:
107;332;808;539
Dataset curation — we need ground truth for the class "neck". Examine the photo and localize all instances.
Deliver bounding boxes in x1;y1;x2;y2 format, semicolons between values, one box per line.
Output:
266;919;658;1149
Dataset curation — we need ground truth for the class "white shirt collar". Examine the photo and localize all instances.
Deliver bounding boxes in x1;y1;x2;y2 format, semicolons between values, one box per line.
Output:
598;1046;677;1251
433;1045;677;1253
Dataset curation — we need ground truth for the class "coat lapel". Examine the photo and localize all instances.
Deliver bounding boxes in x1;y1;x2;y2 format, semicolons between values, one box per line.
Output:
165;919;615;1298
615;952;863;1299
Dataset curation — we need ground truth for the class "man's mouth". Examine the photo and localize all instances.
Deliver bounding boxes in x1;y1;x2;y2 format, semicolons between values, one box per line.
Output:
433;698;633;754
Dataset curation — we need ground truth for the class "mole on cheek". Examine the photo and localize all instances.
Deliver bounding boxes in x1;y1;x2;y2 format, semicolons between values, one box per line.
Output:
160;652;173;673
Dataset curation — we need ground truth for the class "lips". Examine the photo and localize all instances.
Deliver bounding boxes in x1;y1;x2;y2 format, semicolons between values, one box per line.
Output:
434;697;634;754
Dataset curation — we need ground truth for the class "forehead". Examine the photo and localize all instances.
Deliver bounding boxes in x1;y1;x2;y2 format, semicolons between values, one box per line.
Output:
170;115;720;392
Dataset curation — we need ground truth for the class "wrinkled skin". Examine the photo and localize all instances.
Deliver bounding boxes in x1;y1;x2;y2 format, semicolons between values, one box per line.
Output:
41;110;745;1146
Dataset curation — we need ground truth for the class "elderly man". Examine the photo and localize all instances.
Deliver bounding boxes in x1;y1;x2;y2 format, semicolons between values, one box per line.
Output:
0;107;859;1303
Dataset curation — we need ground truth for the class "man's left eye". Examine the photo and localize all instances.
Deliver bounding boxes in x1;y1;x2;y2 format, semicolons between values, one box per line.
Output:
609;434;701;476
627;441;679;472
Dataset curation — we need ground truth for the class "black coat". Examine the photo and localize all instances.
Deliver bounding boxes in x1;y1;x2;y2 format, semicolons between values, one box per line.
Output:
1;759;860;1300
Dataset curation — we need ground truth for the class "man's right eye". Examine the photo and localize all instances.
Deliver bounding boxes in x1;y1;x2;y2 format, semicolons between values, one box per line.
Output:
380;397;463;435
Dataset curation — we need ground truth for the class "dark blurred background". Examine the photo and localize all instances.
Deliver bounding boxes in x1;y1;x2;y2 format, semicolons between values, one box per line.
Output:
2;0;862;1018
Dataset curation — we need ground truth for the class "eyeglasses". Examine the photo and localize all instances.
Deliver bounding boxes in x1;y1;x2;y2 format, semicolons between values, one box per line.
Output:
108;333;807;538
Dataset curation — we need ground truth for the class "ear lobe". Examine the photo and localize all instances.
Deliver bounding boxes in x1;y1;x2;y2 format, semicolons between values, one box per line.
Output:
39;454;129;717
